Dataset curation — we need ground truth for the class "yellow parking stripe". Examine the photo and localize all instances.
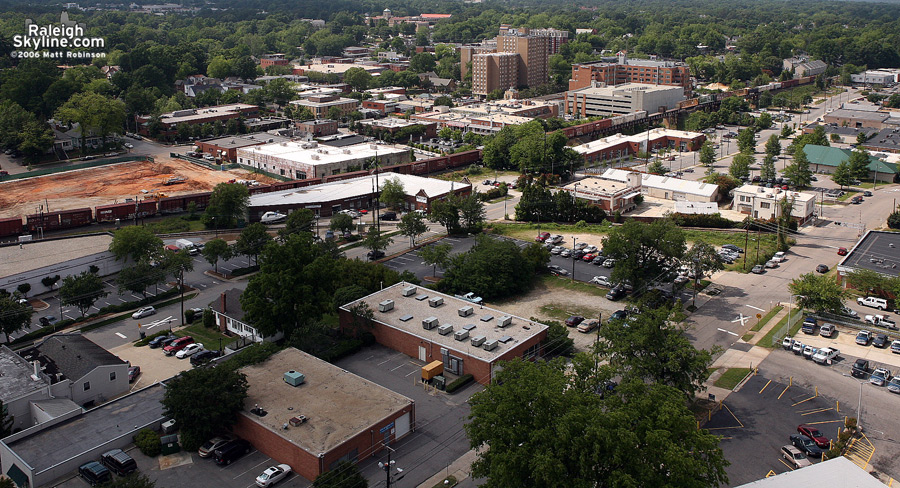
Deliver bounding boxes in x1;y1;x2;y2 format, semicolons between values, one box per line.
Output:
759;379;772;394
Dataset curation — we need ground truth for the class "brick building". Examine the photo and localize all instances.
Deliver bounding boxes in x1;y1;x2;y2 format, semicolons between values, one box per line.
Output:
136;103;259;137
568;53;691;95
461;26;549;96
561;173;643;213
295;119;339;137
289;95;359;119
338;283;548;385
196;133;291;162
259;54;290;68
237;141;408;180
233;348;414;482
571;128;706;165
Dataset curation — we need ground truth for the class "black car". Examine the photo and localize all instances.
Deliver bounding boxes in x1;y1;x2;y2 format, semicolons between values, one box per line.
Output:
367;250;385;260
592;256;605;265
214;439;252;466
790;434;825;458
191;349;221;366
815;264;829;273
606;286;626;301
38;316;57;327
852;359;870;378
148;334;177;349
610;310;628;321
874;334;890;348
571;250;585;260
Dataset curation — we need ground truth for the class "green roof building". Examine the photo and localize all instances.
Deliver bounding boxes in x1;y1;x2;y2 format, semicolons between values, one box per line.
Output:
802;145;900;183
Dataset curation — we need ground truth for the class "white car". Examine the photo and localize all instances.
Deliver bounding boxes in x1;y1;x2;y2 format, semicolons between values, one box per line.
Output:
547;234;564;244
590;275;611;287
771;251;786;263
603;259;616;268
812;347;839;364
256;464;291;487
260;211;287;224
175;343;204;359
132;306;156;319
123;143;134;148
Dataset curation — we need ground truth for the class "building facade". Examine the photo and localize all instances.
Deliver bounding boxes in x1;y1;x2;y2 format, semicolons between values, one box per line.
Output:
210;289;283;344
562;173;643;212
599;168;718;202
572;128;705;166
733;185;817;224
289;95;359;119
236;141;409;180
565;83;686;117
461;27;549;96
568;53;691;94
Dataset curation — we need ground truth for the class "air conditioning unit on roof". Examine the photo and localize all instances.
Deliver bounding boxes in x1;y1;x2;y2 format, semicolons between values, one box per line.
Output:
402;286;417;297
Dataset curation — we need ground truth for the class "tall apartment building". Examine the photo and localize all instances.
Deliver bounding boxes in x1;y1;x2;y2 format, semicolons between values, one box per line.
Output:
460;27;549;97
568;53;691;95
513;26;569;54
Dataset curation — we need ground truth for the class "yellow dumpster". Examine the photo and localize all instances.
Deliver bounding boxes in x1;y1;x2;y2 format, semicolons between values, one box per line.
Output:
422;360;444;381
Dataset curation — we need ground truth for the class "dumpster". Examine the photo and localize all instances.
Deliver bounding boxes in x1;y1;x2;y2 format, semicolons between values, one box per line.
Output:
422;360;444;382
433;375;446;391
160;434;180;455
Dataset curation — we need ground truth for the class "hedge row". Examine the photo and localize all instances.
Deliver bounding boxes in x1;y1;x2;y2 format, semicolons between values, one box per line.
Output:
446;374;474;393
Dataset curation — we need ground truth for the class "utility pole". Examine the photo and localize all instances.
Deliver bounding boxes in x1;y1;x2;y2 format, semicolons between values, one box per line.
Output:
594;312;602;371
378;445;402;488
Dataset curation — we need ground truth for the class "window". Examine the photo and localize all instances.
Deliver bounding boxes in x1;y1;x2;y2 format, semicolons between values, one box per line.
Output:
760;202;771;209
83;381;91;391
110;372;116;381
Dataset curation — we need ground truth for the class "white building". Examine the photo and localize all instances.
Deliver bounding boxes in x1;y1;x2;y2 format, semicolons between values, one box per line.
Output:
850;69;900;86
733;185;817;224
210;289;283;345
565;82;685;117
600;168;719;202
236;141;409;180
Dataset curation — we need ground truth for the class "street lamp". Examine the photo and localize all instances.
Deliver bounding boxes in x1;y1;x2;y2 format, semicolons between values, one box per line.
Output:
841;373;866;430
572;236;577;281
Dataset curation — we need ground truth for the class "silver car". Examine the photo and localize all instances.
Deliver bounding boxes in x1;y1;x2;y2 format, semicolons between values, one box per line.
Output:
590;275;611;287
132;306;156;319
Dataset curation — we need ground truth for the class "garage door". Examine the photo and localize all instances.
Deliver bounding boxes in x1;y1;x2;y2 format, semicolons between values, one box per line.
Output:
395;412;411;439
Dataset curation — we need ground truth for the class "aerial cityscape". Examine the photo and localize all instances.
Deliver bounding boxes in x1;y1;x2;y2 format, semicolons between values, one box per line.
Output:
1;0;900;486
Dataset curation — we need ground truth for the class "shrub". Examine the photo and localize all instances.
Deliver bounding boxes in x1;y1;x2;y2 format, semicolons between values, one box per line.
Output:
230;265;260;277
202;309;215;329
446;374;474;393
888;211;900;230
184;309;196;324
89;265;100;274
134;428;161;457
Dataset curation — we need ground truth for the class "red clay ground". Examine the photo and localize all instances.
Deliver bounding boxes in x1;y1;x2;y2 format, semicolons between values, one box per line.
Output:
0;158;279;219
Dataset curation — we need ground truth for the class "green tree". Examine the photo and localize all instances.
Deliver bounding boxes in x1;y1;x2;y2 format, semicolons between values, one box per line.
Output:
780;124;794;139
161;365;249;451
737;128;756;154
788;273;850;313
380;177;406;209
0;101;37;151
783;149;813;188
312;461;368;488
55;92;125;150
362;226;393;256
647;159;667;175
434;95;454;108
760;154;777;181
832;161;852;189
344;67;372;92
684;240;725;289
207;56;232;79
279;209;316;239
845;269;892;297
330;213;354;234
398;211;428;247
327;106;344;122
0;295;33;343
466;357;729;488
19;120;55;163
439;235;544;300
756;112;773;130
233;223;273;266
729;152;753;180
202;238;231;273
847;149;871;181
59;271;109;318
458;193;486;232
116;262;164;299
16;283;31;298
776;196;795;252
765;134;782;158
419;242;452;277
856;131;870;145
430;197;461;234
603;219;687;293
203;183;250;229
699;140;716;167
409;52;437;73
888;211;900;230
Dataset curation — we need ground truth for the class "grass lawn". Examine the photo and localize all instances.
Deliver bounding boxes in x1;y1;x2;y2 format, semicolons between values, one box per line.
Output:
837;190;860;202
144;215;206;234
538;274;608;298
175;323;231;351
714;368;752;390
758;308;803;348
751;305;784;332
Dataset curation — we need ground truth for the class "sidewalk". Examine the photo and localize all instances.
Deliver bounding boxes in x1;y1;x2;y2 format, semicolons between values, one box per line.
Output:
417;449;478;488
704;345;773;401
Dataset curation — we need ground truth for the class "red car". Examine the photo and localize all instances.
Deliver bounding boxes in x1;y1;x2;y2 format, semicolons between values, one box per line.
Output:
797;424;829;449
535;232;550;242
163;336;194;356
582;253;595;262
837;247;848;256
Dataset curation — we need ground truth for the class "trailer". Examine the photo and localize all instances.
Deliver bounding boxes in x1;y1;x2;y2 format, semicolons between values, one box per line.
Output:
0;217;24;238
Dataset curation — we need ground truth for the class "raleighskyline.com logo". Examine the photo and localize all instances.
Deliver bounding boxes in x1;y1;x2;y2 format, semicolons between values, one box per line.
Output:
10;12;106;58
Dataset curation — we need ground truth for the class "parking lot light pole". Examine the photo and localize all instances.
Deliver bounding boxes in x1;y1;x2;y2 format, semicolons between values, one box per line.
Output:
842;373;864;430
572;237;577;281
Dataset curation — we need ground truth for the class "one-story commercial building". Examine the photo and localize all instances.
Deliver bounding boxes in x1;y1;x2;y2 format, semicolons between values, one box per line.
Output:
599;168;719;202
195;133;291;162
338;283;548;385
836;230;900;288
822;108;899;130
561;174;643;213
572;128;706;166
232;348;415;482
732;185;817;225
802;145;900;183
247;172;471;220
236;141;410;180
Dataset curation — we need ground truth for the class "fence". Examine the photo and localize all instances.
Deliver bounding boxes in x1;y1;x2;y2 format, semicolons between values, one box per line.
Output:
772;306;804;343
233;163;292;182
0;156;154;181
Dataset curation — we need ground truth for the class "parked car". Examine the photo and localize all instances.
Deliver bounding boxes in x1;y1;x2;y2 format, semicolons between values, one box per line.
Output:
797;424;830;448
765;260;778;269
603;259;616;268
873;333;890;348
606;286;626;301
801;318;817;334
582;253;596;262
851;359;870;378
535;232;550;242
191;349;220;366
751;264;764;274
256;464;292;487
78;461;112;486
870;368;891;386
590;275;611;287
812;347;839;364
163;336;194;356
148;334;177;348
214;439;252;465
132;306;156;320
367;250;385;260
791;340;804;354
865;315;897;328
547;265;569;276
851;196;863;204
610;310;628;321
722;244;743;253
560;249;571;258
819;323;836;338
891;340;900;354
857;296;888;310
790;434;825;458
100;449;137;476
574;242;588;251
888;377;900;394
381;211;398;221
592;256;605;266
782;336;794;350
856;330;873;346
547;234;564;244
175;343;204;359
583;245;598;253
837;247;848;256
199;435;235;458
550;246;563;255
565;316;585;327
771;251;786;263
802;345;818;359
840;306;859;318
781;445;811;469
577;319;599;333
128;365;141;383
38;315;57;327
815;264;829;273
863;190;873;197
571;250;585;260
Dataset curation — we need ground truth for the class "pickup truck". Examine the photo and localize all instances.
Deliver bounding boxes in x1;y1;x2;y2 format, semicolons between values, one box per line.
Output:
812;347;840;365
455;292;483;305
865;314;898;329
801;317;817;334
858;296;888;310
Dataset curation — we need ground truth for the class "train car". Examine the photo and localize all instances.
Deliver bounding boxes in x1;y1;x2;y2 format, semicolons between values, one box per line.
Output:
58;208;93;229
781;79;799;89
0;216;24;238
180;192;211;211
95;202;138;222
26;212;60;232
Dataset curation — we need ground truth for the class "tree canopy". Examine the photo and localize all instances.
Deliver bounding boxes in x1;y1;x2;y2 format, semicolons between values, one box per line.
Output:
109;226;163;263
438;235;549;300
59;271;109;318
788;273;850;313
603;218;686;293
204;183;249;229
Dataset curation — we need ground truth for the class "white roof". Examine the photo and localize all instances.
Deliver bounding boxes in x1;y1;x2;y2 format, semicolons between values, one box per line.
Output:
249;172;469;207
674;201;718;214
601;168;718;198
159;104;256;124
573;128;702;155
570;82;684;96
735;457;884;488
734;184;816;203
238;141;406;167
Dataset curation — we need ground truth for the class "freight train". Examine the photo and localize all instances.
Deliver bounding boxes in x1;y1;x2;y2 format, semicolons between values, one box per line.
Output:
0;150;483;239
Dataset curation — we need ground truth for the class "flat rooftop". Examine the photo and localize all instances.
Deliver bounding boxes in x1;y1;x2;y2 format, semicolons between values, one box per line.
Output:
601;169;717;198
839;230;900;279
357;117;426;129
295;63;383;75
825;108;890;123
342;282;548;363
200;133;290;150
562;178;631;199
239;348;412;454
5;384;165;472
0;234;112;278
160;104;256;124
238;141;405;166
290;97;359;108
733;185;817;204
0;346;49;403
572;128;702;155
735;456;884;488
570;82;685;96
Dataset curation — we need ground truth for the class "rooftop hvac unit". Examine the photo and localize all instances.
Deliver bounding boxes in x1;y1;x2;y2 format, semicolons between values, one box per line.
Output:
343;148;351;154
470;335;486;347
437;324;454;336
428;297;444;308
402;286;417;297
311;154;319;160
370;144;378;150
498;316;512;328
458;306;474;317
161;419;177;434
454;330;469;341
423;317;439;330
378;300;394;312
483;339;499;351
284;370;306;387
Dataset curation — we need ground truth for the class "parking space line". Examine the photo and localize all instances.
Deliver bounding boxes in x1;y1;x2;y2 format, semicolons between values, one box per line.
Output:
800;408;834;416
805;419;844;425
115;332;127;339
390;363;405;371
791;395;817;407
777;383;791;399
778;459;794;471
759;380;772;394
231;453;267;479
746;305;764;312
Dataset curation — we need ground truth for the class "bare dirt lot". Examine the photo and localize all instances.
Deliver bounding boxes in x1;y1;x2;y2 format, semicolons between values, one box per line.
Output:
0;158;279;218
